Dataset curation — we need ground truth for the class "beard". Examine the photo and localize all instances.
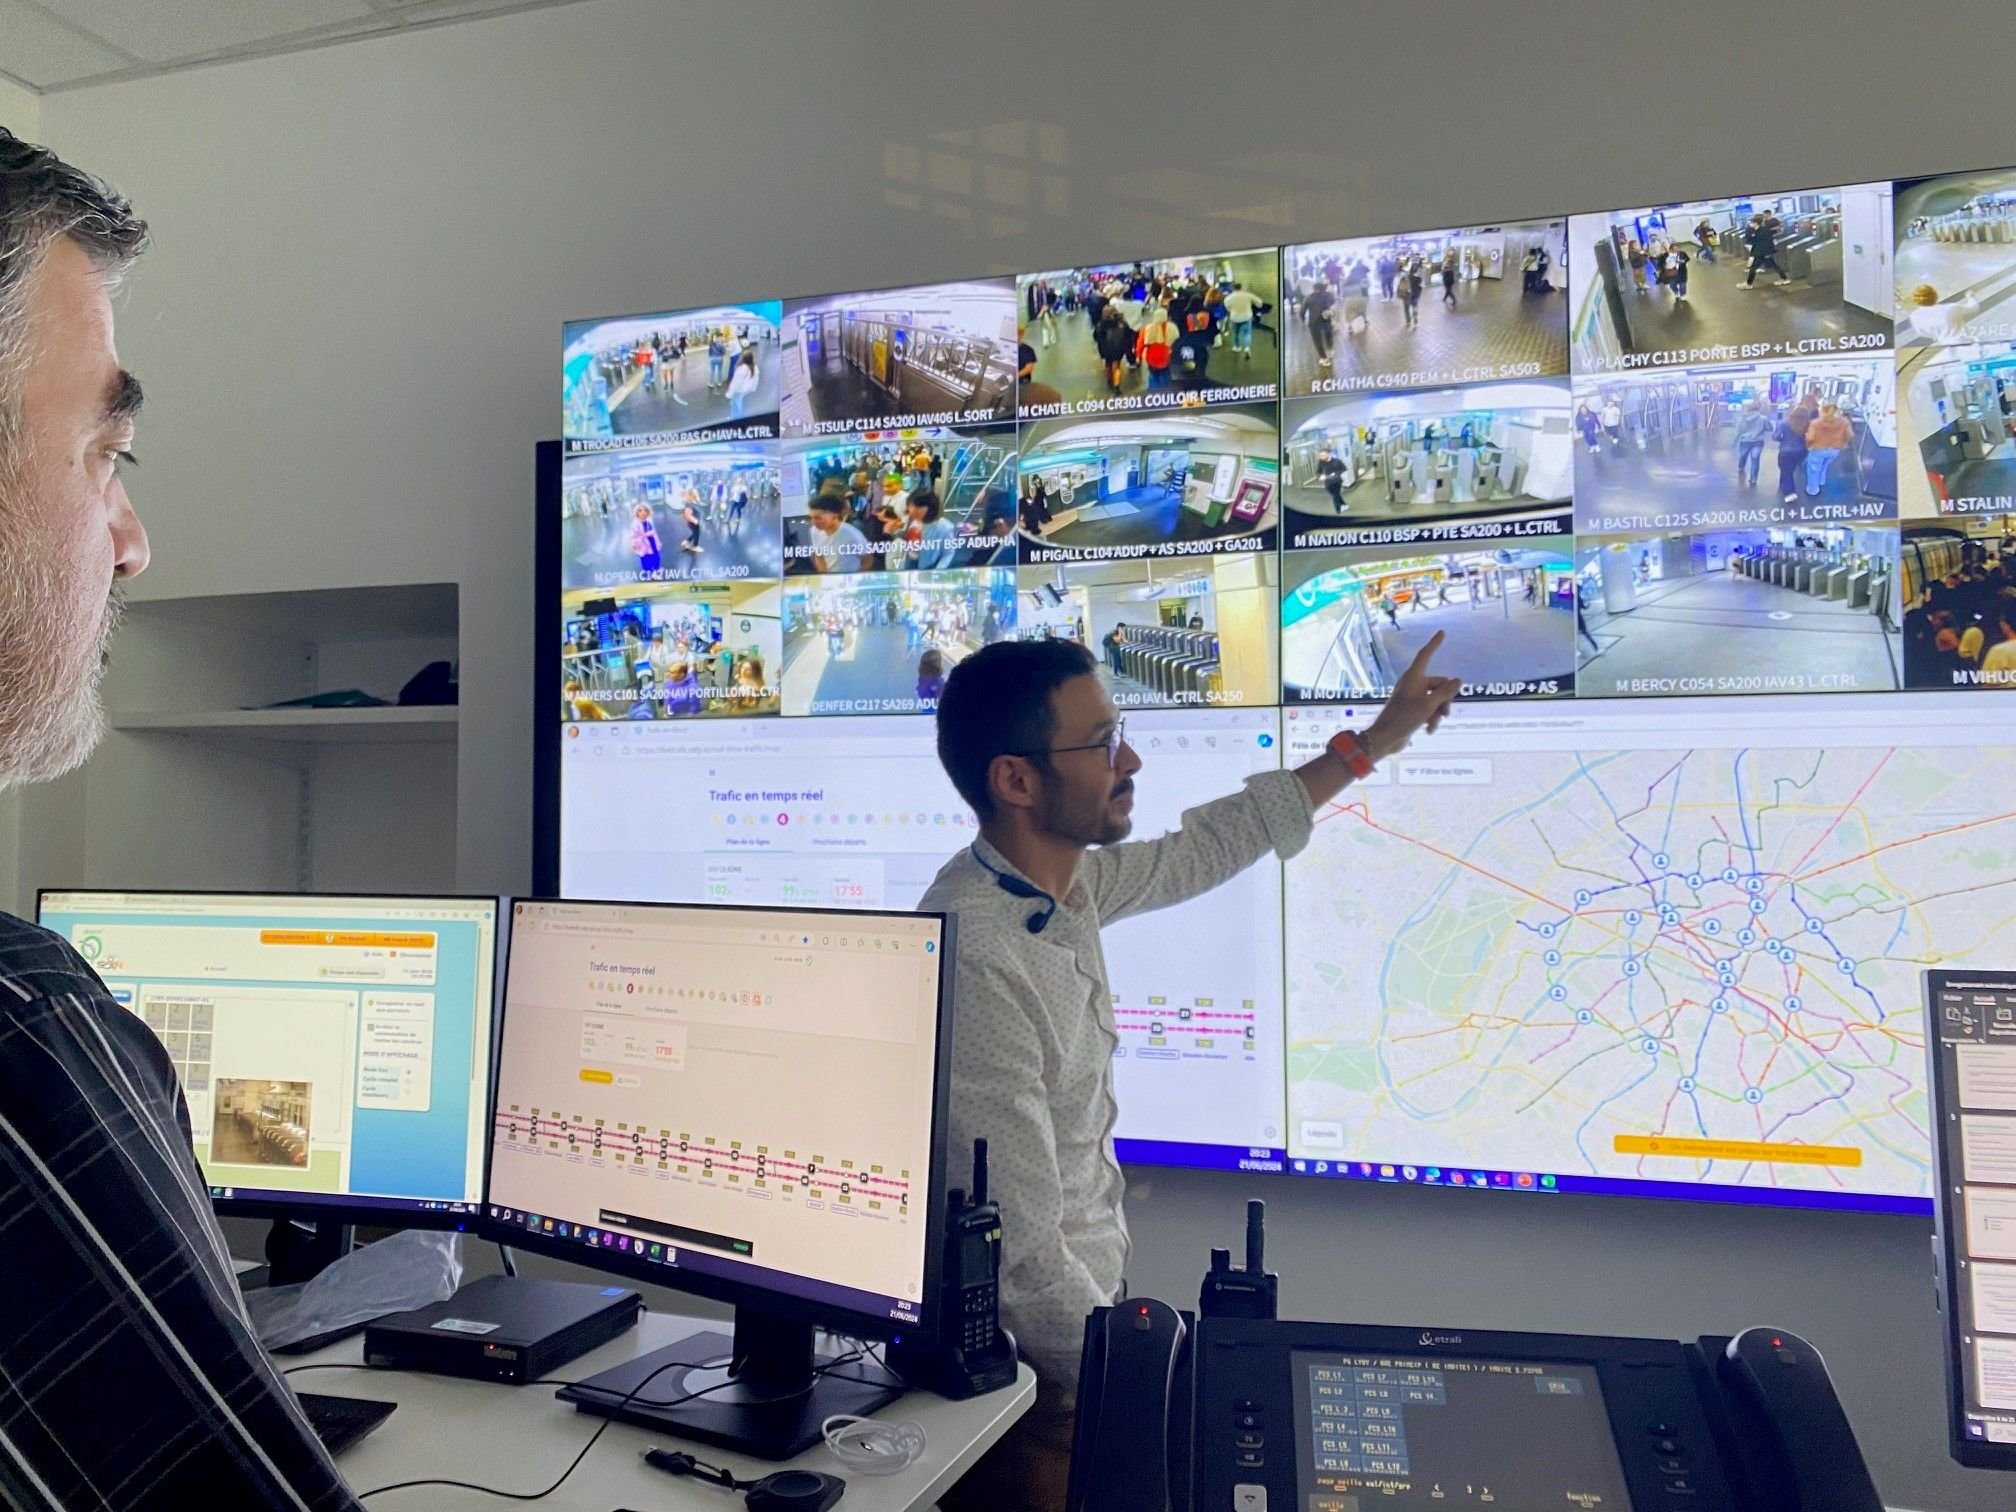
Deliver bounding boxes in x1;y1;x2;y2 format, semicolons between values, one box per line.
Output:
1040;773;1134;848
0;498;123;791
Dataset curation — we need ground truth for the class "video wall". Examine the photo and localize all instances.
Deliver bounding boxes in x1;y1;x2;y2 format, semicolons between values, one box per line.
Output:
554;168;2016;1214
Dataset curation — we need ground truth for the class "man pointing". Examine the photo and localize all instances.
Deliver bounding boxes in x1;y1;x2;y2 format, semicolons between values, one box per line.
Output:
929;632;1460;1510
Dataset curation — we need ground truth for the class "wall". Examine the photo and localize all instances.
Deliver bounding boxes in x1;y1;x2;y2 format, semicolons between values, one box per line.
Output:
31;0;2016;1505
0;75;38;140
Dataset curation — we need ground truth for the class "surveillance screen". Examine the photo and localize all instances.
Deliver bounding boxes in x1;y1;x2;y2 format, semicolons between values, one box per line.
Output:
554;166;2016;1215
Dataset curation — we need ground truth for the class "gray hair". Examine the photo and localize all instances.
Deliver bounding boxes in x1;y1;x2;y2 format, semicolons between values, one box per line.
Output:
0;128;148;462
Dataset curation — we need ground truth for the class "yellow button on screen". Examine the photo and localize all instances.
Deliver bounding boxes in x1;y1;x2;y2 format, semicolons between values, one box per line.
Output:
1613;1134;1860;1168
259;929;436;949
579;1068;614;1085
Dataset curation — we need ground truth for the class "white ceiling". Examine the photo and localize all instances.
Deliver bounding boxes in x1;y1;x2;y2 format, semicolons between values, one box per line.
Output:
0;0;599;93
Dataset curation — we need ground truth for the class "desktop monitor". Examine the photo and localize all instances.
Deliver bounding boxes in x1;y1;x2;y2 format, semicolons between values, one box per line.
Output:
35;890;501;1226
1927;967;2016;1472
482;897;953;1456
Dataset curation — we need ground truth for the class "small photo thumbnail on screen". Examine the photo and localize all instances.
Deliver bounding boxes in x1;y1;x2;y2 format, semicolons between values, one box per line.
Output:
781;568;1016;718
781;425;1017;575
1282;538;1576;703
1018;402;1278;562
1896;167;2016;351
1281;380;1571;544
1574;526;1901;698
1281;221;1567;399
1567;185;1892;373
211;1079;311;1170
1015;553;1279;712
1900;519;2016;690
564;302;782;447
780;280;1018;437
1016;247;1280;418
561;441;781;589
1572;357;1897;534
1899;339;2016;518
562;581;782;721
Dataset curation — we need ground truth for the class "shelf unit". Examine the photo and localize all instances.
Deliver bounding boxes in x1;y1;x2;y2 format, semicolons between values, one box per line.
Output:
109;705;460;743
1;584;461;912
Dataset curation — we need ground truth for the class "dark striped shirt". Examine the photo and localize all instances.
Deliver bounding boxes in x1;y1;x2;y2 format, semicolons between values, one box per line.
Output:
0;909;360;1510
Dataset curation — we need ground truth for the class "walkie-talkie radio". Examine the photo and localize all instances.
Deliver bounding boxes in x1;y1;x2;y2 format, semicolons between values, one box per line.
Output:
1198;1199;1278;1320
889;1137;1017;1398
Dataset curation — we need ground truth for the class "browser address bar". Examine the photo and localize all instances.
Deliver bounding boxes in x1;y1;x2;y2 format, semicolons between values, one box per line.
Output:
536;918;775;947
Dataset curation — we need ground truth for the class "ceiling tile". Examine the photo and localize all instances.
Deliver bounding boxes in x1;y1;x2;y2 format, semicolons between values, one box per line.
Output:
37;0;375;65
0;0;133;87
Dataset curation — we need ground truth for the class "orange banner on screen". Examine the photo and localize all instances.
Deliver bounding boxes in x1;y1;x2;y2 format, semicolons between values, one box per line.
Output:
1613;1134;1862;1168
257;929;437;949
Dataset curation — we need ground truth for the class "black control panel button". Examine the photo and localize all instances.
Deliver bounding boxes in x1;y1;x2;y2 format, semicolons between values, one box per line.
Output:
1656;1458;1686;1474
1646;1422;1677;1437
1662;1476;1697;1496
1234;1432;1264;1450
1235;1413;1263;1430
1234;1451;1265;1470
1234;1398;1261;1412
1653;1437;1681;1456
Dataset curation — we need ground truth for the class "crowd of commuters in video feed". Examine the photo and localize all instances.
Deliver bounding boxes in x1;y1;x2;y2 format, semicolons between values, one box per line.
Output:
797;439;1016;574
1905;531;2016;686
587;321;768;423
1285;240;1556;366
1019;260;1275;400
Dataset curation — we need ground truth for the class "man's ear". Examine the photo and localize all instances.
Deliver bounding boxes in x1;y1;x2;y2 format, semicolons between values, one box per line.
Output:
987;753;1039;816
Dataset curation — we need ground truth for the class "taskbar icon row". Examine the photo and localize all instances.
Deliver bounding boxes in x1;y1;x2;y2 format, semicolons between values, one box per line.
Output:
487;1204;678;1264
1290;1160;1561;1193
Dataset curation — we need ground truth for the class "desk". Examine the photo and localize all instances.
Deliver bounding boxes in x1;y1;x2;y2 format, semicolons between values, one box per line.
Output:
288;1311;1036;1510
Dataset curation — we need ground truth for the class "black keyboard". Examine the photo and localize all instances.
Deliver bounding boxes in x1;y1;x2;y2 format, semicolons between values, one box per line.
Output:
298;1391;397;1455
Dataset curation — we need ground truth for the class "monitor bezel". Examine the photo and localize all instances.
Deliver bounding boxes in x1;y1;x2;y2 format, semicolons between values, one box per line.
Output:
479;894;957;1346
1924;967;2016;1472
34;886;508;1231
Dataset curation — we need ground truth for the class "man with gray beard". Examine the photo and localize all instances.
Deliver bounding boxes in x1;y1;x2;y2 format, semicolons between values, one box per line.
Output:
0;129;361;1509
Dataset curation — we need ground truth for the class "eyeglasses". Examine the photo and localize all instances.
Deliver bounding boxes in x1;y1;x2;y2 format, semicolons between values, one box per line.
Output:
1022;718;1127;770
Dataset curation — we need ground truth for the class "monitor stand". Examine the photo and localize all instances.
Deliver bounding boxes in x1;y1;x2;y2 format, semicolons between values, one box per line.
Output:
260;1219;375;1355
558;1306;903;1461
264;1218;355;1286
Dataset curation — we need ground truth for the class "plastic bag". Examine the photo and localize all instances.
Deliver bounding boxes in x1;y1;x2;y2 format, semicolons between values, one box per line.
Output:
246;1229;465;1350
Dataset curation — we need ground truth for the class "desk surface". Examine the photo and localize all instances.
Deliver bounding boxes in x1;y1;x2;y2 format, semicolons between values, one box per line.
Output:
288;1310;1035;1510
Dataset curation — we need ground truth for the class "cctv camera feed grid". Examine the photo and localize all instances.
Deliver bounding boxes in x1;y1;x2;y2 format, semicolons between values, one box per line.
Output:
555;172;2016;1209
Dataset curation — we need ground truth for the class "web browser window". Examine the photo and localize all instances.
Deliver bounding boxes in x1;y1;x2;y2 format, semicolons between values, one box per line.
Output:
486;900;947;1326
36;892;498;1217
560;708;1290;1168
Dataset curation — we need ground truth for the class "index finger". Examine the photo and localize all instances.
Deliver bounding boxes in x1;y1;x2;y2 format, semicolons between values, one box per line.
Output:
1398;630;1446;691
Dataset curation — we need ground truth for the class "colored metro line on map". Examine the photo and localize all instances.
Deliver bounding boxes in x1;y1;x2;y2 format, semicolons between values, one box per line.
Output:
1284;702;2016;1209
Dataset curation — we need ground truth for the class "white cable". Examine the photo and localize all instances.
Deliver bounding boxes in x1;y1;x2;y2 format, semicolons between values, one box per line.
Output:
822;1413;926;1475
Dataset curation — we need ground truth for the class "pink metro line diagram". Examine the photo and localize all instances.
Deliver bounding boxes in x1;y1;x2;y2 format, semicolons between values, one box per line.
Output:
1112;1000;1259;1045
492;1106;912;1208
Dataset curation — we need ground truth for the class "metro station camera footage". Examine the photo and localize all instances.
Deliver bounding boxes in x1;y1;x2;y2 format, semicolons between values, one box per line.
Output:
552;158;2016;1211
564;301;782;448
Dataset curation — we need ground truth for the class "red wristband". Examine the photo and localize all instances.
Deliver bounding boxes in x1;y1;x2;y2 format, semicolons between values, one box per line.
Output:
1327;729;1376;779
